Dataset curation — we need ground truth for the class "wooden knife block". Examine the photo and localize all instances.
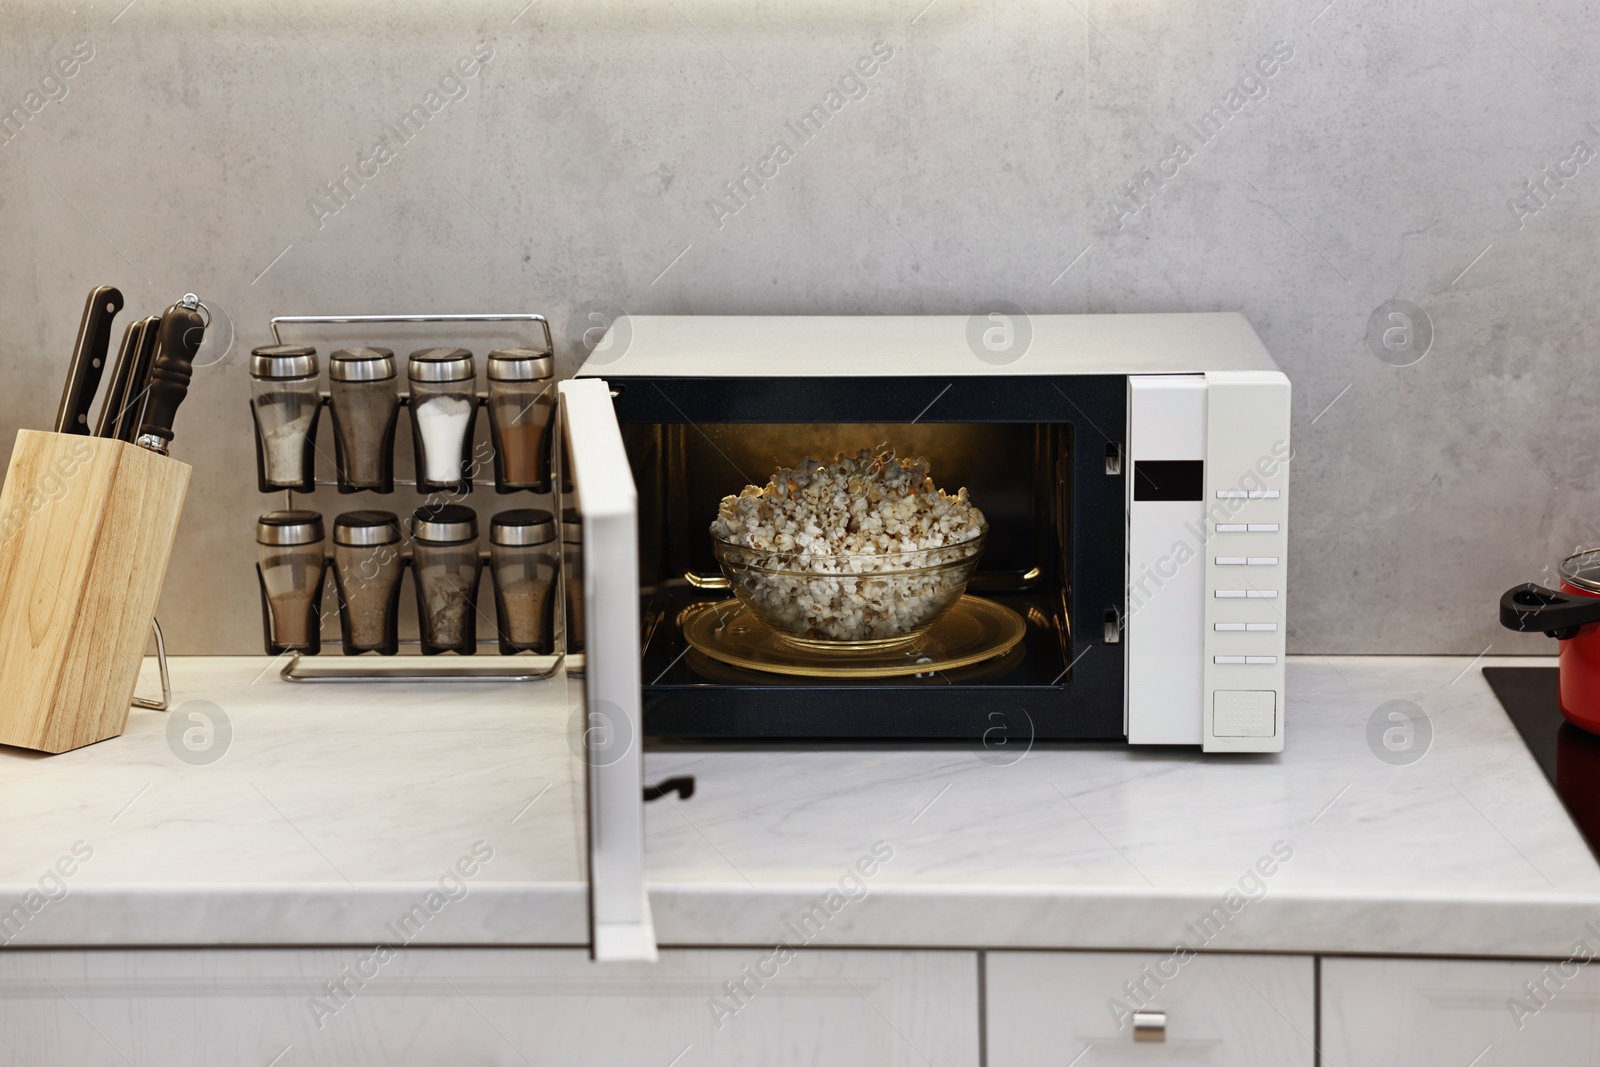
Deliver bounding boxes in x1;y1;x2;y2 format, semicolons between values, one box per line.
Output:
0;430;190;753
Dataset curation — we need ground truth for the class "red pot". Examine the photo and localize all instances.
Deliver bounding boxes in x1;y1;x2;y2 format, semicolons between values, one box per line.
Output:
1502;551;1600;735
1559;573;1600;734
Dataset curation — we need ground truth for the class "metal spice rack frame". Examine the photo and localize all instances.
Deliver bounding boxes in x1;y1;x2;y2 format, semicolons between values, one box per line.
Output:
263;312;563;684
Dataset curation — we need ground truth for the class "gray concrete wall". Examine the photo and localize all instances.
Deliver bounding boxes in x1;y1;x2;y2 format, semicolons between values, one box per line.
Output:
1;0;1588;654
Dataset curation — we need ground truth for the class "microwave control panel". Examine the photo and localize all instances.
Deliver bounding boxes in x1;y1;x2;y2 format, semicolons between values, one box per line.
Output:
1126;372;1290;753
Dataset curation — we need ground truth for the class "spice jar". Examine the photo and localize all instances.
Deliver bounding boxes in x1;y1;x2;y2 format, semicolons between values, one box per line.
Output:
562;508;584;654
331;511;404;656
408;347;478;492
328;347;399;493
250;345;321;492
256;511;326;654
490;509;557;654
411;504;481;655
487;346;554;492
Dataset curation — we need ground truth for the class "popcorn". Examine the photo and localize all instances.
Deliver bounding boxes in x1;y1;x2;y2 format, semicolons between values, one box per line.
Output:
710;447;987;642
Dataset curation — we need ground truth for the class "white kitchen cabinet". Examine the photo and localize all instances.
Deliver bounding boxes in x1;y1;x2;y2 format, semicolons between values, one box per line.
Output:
0;947;978;1067
1322;956;1600;1066
985;950;1315;1066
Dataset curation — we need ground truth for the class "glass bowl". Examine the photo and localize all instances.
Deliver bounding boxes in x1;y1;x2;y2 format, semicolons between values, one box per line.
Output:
710;534;987;651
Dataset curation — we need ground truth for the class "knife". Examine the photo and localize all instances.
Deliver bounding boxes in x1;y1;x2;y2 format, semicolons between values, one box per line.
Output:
94;317;146;438
114;316;161;443
135;296;206;455
54;285;124;434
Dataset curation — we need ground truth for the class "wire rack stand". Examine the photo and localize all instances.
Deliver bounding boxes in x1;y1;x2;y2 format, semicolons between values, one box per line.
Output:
264;312;563;684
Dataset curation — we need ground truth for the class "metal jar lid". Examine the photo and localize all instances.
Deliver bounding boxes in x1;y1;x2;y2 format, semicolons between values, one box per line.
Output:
333;510;401;547
487;347;554;382
251;344;318;381
329;347;396;382
1560;549;1600;593
412;503;478;544
561;507;582;544
491;508;556;546
257;510;325;546
409;347;476;383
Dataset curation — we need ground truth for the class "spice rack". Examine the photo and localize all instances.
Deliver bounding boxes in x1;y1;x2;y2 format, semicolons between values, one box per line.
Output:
257;313;564;684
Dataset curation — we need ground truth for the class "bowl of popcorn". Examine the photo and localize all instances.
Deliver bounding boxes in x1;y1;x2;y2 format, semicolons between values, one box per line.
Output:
709;448;988;650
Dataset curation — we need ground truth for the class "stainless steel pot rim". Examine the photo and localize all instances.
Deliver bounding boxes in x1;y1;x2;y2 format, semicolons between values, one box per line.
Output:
1560;549;1600;593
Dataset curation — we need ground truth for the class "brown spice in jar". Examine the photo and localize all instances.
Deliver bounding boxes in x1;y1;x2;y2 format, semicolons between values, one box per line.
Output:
499;577;551;648
267;589;316;647
339;562;400;649
497;422;546;485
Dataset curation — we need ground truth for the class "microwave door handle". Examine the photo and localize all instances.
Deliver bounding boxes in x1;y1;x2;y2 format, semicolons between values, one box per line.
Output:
558;378;656;963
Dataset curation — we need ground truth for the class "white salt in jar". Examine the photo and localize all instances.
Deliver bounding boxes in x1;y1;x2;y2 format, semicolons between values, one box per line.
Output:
407;347;477;491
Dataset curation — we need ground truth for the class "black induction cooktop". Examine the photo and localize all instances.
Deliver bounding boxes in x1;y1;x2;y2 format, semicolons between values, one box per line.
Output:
1483;667;1600;863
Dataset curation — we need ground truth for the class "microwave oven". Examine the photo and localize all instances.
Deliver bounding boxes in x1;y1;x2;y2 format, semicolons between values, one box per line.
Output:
558;313;1290;758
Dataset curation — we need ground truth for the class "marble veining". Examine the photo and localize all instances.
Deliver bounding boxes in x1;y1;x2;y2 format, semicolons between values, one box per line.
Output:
641;656;1600;956
1;655;1597;957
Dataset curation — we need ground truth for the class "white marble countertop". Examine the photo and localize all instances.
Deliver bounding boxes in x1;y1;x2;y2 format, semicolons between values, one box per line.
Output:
2;655;1597;959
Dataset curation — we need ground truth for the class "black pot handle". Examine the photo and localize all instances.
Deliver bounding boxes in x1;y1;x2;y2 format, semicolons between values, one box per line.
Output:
1500;583;1600;639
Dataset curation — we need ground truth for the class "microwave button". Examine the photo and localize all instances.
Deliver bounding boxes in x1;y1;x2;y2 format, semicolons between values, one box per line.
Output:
1247;490;1280;499
1247;523;1280;532
1245;589;1278;598
1216;556;1247;565
1245;656;1278;664
1215;622;1246;631
1215;590;1247;598
1216;490;1248;499
1246;622;1279;632
1247;557;1279;566
1216;523;1247;532
1214;655;1247;664
1214;690;1277;737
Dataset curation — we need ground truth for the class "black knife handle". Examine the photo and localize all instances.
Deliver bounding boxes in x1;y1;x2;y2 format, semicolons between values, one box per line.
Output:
95;318;145;438
56;285;124;434
136;303;205;452
117;316;162;443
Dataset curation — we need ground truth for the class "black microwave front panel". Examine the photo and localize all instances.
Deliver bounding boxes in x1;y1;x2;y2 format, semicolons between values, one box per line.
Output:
612;375;1128;741
609;374;1120;426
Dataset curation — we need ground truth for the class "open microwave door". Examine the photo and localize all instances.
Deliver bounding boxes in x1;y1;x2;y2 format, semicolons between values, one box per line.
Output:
558;378;656;962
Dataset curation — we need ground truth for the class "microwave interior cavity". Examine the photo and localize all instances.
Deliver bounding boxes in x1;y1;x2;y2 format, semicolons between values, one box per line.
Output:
611;375;1128;741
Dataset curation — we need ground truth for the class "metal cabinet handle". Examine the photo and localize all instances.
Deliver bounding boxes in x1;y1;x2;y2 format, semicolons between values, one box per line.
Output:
1132;1010;1167;1043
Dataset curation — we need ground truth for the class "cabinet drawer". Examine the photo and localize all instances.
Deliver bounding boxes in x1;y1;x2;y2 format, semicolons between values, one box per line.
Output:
0;947;978;1067
986;950;1314;1066
1323;956;1600;1066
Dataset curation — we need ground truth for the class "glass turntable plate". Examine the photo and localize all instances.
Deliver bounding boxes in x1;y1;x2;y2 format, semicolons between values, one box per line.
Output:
680;595;1027;679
